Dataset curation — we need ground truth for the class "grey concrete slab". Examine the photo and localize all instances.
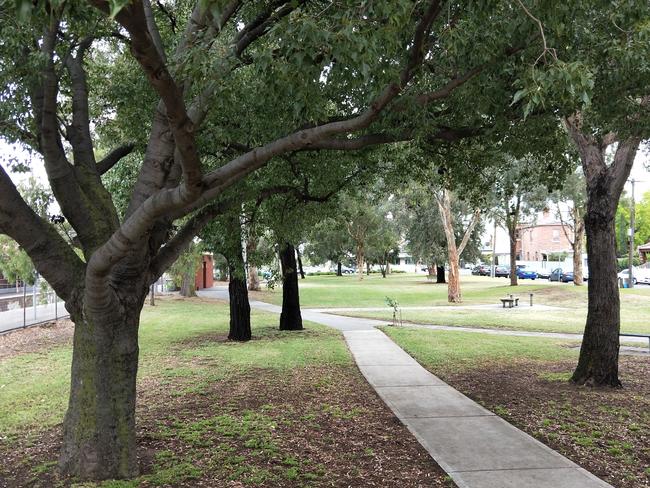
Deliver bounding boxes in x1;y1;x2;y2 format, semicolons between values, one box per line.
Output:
452;468;612;488
405;416;576;473
349;347;419;366
359;365;446;388
377;385;493;419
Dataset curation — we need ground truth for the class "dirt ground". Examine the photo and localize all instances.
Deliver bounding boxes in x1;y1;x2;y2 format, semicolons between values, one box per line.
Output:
0;322;453;487
440;357;650;488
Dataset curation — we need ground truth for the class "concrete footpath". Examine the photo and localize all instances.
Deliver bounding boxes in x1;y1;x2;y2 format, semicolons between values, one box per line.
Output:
197;288;612;488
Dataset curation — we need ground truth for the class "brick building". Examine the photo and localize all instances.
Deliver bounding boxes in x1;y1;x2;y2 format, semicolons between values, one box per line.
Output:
194;253;214;290
515;211;573;262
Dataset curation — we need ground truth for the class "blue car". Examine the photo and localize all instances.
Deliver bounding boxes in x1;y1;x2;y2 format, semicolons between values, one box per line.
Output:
516;267;538;280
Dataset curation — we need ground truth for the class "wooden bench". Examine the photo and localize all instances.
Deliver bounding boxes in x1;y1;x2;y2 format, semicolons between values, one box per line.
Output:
619;333;650;353
500;297;519;308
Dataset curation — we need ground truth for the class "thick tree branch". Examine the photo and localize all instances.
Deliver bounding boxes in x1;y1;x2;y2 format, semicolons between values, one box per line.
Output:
97;143;136;174
0;166;85;301
148;198;237;281
458;209;481;256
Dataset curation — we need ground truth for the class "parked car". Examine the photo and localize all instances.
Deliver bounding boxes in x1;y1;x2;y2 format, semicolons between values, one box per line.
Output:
494;266;509;278
534;268;551;279
516;266;538;280
472;264;491;276
549;268;573;282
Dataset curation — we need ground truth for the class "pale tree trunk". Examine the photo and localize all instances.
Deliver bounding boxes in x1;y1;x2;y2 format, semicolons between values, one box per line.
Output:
428;264;436;279
436;189;480;303
566;116;640;387
573;212;585;286
356;244;365;281
246;238;260;291
179;268;196;297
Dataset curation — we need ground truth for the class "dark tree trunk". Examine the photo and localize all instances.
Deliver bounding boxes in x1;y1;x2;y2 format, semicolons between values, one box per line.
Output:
279;243;303;330
296;247;305;279
228;271;251;341
571;182;621;386
366;262;370;275
227;241;251;342
436;265;446;284
60;297;143;480
337;261;342;276
565;120;640;387
509;227;518;286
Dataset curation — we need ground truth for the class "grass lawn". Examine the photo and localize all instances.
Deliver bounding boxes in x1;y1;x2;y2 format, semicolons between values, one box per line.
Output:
252;273;650;335
380;326;650;488
0;298;450;488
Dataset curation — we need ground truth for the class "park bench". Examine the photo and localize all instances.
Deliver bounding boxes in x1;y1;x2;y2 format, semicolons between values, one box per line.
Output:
500;297;519;308
619;333;650;353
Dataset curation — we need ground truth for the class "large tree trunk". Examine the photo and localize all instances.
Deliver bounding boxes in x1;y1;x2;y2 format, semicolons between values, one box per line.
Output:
60;297;143;479
436;265;446;284
228;243;251;342
228;271;251;341
565;118;640;387
279;243;303;331
437;190;462;302
336;261;342;276
571;193;620;386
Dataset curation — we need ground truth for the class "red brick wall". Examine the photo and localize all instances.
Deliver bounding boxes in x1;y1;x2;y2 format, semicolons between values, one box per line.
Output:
194;254;215;290
515;224;573;261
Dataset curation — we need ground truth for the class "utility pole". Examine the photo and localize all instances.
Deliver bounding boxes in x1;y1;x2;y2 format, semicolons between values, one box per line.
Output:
629;178;635;288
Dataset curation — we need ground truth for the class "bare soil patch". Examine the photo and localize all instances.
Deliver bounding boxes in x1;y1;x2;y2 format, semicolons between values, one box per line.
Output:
0;352;453;487
439;357;650;488
0;319;73;361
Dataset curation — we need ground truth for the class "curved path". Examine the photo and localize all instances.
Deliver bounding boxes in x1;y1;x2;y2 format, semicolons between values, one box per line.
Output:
198;287;612;488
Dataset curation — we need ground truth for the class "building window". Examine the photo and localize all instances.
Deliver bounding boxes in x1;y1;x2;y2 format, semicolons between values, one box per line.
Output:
552;229;560;242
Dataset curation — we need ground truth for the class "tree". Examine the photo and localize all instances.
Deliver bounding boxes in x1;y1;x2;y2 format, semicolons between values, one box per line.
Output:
202;213;251;341
304;218;352;276
553;170;587;285
279;242;302;330
492;157;553;286
1;0;600;478
435;189;481;302
168;243;202;297
512;1;650;386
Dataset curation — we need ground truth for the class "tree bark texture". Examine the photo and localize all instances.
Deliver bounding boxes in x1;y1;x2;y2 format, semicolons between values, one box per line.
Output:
572;191;621;386
566;116;640;387
279;243;303;330
228;267;251;341
508;223;518;286
59;295;144;480
179;269;196;297
573;214;585;286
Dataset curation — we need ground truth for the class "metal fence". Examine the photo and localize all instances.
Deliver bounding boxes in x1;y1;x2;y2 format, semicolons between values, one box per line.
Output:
0;282;68;334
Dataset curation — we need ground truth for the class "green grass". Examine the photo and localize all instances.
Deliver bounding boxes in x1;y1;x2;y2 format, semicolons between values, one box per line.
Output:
258;273;569;307
0;299;349;437
379;326;578;371
257;273;650;335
